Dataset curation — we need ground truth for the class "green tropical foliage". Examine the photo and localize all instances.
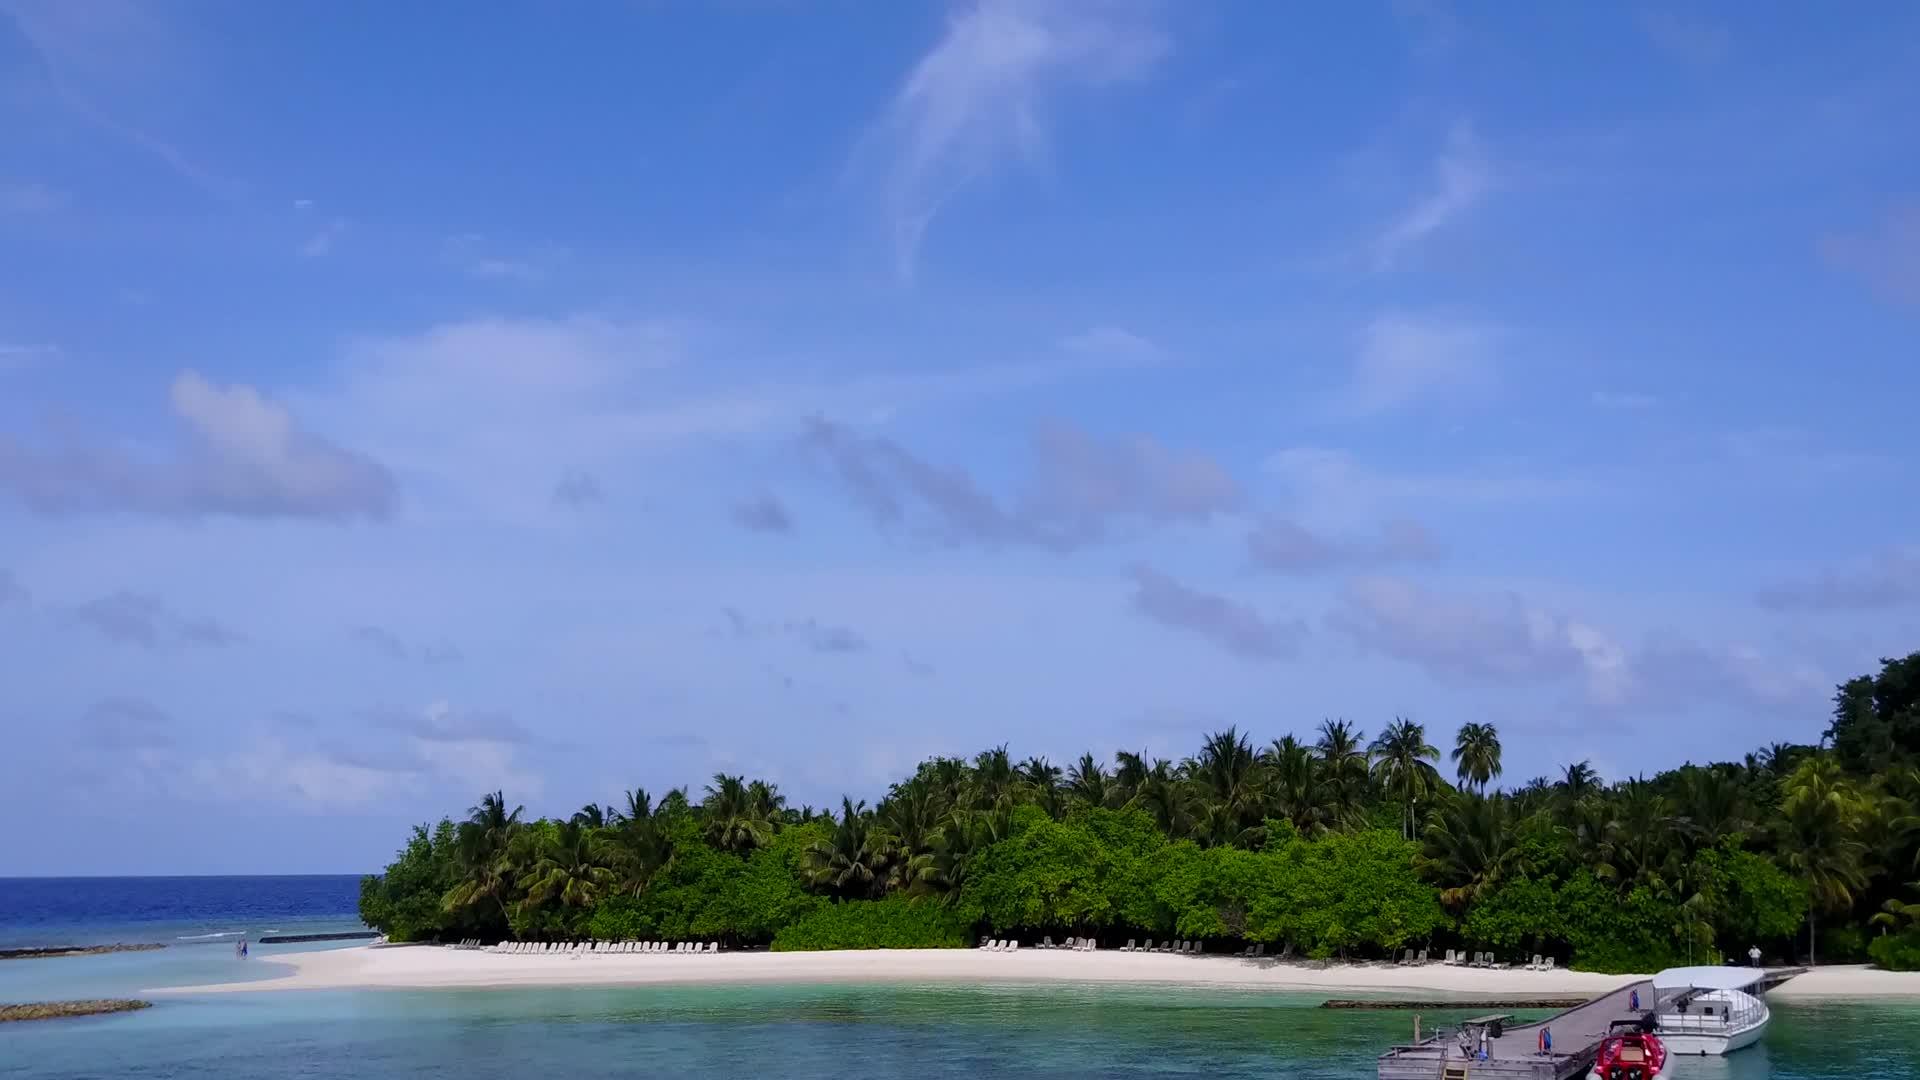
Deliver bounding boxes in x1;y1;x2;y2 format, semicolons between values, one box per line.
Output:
358;653;1920;971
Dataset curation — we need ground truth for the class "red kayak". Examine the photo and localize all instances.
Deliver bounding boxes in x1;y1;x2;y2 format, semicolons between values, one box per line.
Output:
1589;1030;1668;1080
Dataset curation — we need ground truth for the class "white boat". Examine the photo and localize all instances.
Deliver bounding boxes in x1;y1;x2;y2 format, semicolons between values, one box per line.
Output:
1648;966;1769;1056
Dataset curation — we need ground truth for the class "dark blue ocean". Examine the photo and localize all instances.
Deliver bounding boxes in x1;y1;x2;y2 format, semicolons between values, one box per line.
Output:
0;875;365;949
2;877;1917;1079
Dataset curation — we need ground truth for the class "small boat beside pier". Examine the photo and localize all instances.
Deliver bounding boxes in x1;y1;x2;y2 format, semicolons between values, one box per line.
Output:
1375;967;1804;1079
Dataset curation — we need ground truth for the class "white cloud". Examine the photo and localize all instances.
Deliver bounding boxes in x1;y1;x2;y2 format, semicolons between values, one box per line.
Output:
1822;203;1920;307
0;343;59;371
1059;325;1159;361
1591;390;1660;410
1328;574;1826;715
1340;312;1501;415
1374;122;1490;271
0;0;240;199
0;180;67;214
1639;10;1731;66
299;217;345;258
869;0;1168;278
0;370;396;519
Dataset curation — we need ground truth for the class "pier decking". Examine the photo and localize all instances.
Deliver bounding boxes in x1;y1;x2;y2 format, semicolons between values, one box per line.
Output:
1376;966;1805;1079
1377;980;1650;1080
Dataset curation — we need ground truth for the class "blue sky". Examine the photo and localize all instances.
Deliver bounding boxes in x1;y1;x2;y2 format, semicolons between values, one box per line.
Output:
1;1;1916;875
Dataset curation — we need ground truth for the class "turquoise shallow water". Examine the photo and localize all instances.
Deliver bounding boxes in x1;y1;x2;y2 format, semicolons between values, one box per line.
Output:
4;949;1918;1079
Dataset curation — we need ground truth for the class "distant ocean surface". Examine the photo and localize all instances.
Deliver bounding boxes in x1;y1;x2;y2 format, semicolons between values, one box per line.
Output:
2;876;1918;1079
0;875;366;949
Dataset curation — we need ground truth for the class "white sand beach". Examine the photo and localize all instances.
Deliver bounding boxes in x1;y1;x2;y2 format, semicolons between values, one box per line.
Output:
151;945;1920;999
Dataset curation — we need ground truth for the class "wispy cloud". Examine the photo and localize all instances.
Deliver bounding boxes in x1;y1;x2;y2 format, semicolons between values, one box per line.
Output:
72;590;243;648
1327;575;1828;718
732;493;794;534
1822;203;1920;307
350;625;461;664
867;0;1168;278
551;469;603;509
0;180;66;214
1126;565;1307;662
441;233;558;282
1590;390;1661;410
722;606;870;655
1639;9;1731;66
1374;123;1490;271
1756;547;1920;612
0;371;396;520
0;0;241;199
1245;517;1441;575
1059;325;1160;361
1339;311;1501;415
803;415;1238;551
1329;575;1623;693
299;218;345;258
0;568;31;610
0;343;60;372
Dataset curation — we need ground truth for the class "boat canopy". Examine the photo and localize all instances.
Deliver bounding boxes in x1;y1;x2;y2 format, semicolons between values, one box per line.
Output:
1651;966;1765;992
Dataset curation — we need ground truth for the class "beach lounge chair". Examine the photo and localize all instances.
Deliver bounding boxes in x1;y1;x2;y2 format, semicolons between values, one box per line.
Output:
979;936;992;950
1544;957;1556;971
1123;939;1136;952
1255;943;1266;957
1141;938;1153;952
1529;954;1543;970
1417;949;1428;963
707;942;718;953
1042;936;1055;949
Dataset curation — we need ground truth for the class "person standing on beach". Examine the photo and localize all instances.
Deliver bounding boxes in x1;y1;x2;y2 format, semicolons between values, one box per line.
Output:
1748;944;1761;967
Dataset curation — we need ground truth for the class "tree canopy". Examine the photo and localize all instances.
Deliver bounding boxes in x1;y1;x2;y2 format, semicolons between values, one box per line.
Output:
359;653;1920;971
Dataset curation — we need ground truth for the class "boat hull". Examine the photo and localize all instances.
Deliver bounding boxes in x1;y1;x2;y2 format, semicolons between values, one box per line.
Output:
1657;1016;1767;1056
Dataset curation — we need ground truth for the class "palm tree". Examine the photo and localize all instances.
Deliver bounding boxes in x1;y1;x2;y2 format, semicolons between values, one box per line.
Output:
802;797;892;899
1265;735;1337;836
571;802;613;828
1419;792;1522;908
1558;761;1600;804
970;745;1018;811
1451;722;1502;792
1670;765;1750;849
1779;757;1870;965
1190;727;1264;846
615;787;655;826
1131;758;1190;837
521;820;618;911
1314;719;1371;824
444;791;523;925
1112;750;1150;806
1019;756;1066;818
1066;753;1112;809
702;773;772;853
1371;717;1442;840
747;779;787;824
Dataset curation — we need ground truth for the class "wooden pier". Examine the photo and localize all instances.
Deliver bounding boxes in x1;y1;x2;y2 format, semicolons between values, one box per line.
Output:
1377;980;1650;1080
1376;966;1805;1079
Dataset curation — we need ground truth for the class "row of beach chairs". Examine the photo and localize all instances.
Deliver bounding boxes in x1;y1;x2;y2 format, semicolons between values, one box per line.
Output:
1121;939;1216;954
1038;936;1098;951
978;938;1022;951
487;940;722;955
1438;949;1557;970
448;938;487;949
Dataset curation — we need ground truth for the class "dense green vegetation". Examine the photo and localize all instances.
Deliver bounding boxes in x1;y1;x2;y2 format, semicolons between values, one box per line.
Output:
360;653;1920;971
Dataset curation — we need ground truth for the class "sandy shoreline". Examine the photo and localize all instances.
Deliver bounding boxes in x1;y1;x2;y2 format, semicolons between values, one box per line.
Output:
150;945;1920;1000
